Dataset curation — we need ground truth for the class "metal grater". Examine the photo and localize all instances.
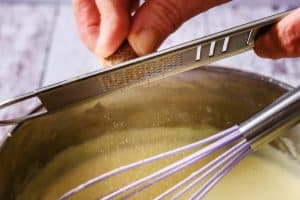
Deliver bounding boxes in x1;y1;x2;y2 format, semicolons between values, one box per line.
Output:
0;10;291;126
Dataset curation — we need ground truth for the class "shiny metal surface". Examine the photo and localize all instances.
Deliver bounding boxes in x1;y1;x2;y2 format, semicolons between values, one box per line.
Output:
0;66;298;200
0;10;290;126
241;86;300;150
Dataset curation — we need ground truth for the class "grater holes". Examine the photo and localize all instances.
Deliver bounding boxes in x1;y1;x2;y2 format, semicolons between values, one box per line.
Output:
209;41;216;57
222;36;230;52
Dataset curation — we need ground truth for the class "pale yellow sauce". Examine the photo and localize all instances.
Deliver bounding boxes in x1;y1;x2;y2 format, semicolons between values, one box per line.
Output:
18;126;300;199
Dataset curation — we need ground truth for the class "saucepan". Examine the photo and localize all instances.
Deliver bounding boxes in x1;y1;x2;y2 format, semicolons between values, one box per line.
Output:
0;66;299;199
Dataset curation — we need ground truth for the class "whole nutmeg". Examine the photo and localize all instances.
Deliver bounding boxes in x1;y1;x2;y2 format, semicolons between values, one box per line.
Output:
100;41;137;67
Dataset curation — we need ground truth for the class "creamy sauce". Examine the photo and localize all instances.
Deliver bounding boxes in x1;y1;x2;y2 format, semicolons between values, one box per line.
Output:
18;126;300;199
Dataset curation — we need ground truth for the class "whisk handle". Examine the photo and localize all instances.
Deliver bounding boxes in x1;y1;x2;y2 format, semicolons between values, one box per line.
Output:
240;86;300;150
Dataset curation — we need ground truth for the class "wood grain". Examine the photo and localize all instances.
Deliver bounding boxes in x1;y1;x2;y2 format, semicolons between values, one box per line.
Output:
42;5;99;86
0;4;55;134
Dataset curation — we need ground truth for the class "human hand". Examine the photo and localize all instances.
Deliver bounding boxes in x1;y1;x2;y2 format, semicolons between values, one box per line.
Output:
255;7;300;59
73;0;229;60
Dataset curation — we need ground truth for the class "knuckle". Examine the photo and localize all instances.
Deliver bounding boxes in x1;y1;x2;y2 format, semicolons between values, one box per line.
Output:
150;1;184;33
280;24;300;56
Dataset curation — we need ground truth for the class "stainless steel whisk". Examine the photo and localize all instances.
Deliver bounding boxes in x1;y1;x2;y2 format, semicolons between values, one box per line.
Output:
59;85;300;200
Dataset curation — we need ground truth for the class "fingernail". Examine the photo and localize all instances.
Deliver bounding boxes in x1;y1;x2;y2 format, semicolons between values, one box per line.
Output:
95;40;111;58
129;29;158;56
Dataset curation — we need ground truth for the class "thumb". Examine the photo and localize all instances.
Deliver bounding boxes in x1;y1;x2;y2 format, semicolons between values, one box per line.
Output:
95;0;131;58
128;0;229;56
255;7;300;59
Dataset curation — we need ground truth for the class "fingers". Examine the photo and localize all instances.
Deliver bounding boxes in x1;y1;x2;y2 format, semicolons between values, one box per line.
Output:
128;0;229;55
255;7;300;59
95;0;132;58
74;0;228;59
73;0;100;51
73;0;133;58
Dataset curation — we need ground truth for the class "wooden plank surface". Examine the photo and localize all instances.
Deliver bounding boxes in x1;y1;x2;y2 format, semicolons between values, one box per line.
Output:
0;4;55;98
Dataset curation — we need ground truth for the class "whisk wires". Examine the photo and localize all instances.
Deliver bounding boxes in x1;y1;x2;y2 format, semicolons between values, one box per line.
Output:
59;126;249;200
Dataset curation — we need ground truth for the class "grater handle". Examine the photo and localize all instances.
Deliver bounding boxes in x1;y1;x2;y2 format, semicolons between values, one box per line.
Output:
240;86;300;150
0;10;291;126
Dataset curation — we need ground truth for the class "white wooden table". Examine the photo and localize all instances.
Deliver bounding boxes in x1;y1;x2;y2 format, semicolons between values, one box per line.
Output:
0;0;299;135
